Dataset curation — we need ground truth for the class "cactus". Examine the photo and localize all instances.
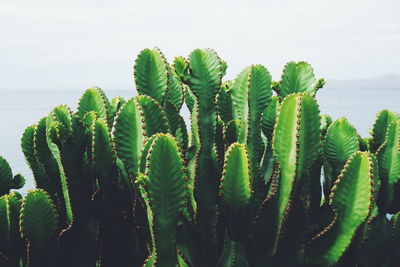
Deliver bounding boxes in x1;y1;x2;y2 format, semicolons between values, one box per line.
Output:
0;157;25;196
307;152;378;266
20;189;58;267
0;47;398;267
137;134;188;266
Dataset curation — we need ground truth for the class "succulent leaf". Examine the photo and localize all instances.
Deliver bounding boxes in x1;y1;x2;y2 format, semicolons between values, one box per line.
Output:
307;152;376;266
220;143;251;212
276;61;322;98
93;118;117;188
134;47;169;104
46;113;73;226
113;98;145;177
172;56;190;83
272;93;320;242
139;134;187;266
0;156;13;196
324;118;360;182
370;110;399;152
11;174;25;190
187;48;222;265
20;189;58;266
77;87;110;123
376;120;400;213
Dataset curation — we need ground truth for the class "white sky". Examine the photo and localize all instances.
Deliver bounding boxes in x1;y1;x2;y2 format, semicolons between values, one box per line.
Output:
1;0;399;90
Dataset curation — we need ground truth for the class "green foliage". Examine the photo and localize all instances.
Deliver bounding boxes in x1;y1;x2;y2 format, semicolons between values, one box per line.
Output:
138;134;187;266
20;189;58;267
307;152;377;266
274;61;325;98
0;47;398;267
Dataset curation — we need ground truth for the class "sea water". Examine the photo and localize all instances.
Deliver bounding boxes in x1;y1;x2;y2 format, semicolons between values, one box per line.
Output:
0;87;398;192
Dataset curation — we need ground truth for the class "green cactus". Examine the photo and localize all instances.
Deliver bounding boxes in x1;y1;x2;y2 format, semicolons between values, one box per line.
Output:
20;189;58;267
274;61;325;99
220;143;251;244
370;110;399;153
376;120;400;213
307;152;378;266
323;118;360;198
230;65;272;219
137;134;189;266
184;48;223;265
0;157;25;196
0;192;24;266
0;47;398;267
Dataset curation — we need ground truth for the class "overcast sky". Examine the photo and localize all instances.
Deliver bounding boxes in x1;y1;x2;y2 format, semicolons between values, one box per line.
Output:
1;0;399;91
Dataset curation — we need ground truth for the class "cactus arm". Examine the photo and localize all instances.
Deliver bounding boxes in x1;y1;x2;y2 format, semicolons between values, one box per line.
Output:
109;96;126;120
324;118;360;193
112;98;145;177
172;56;190;83
220;143;251;243
0;156;13;196
187;48;222;264
376;120;400;213
21;125;50;191
20;189;59;267
230;67;251;141
320;114;333;136
93;118;118;189
45;111;74;227
138;134;187;266
230;65;272;219
272;93;320;242
93;118;138;266
0;193;23;263
370;110;399;152
307;152;376;266
220;143;251;212
110;96;125;111
34;116;66;196
77;87;110;124
11;174;24;190
134;47;169;104
276;61;322;98
183;103;199;218
247;65;272;164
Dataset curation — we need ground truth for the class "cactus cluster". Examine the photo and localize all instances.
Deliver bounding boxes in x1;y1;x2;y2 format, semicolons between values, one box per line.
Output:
0;47;399;267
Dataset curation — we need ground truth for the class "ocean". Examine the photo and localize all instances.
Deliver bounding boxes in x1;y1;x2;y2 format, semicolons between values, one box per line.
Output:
0;87;398;192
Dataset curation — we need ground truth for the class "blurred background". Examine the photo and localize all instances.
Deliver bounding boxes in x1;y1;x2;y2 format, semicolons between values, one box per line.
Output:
0;0;399;191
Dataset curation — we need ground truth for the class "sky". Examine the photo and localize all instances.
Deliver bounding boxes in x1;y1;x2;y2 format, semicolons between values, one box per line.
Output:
0;0;399;91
